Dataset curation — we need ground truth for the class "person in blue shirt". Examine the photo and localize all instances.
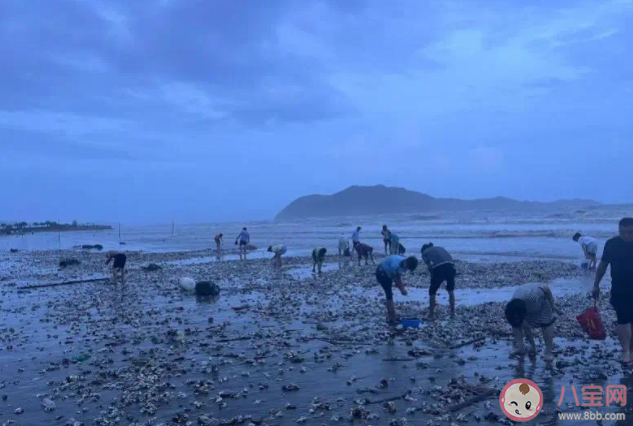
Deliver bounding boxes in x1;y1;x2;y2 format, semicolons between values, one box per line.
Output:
375;255;419;325
352;226;361;249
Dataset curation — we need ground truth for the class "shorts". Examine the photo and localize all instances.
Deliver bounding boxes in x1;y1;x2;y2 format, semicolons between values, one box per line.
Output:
239;240;248;247
275;246;287;256
611;294;633;325
113;254;127;269
312;251;324;263
376;267;394;301
429;263;456;296
585;244;598;256
383;239;390;246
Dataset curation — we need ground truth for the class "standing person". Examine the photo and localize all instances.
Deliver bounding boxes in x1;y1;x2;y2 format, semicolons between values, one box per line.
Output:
355;242;376;266
375;255;419;325
505;283;563;362
268;244;287;270
352;226;361;252
312;247;327;273
573;232;599;270
235;227;250;260
338;234;350;257
106;250;127;285
593;217;633;365
381;225;391;255
214;233;223;251
421;243;456;318
389;232;400;255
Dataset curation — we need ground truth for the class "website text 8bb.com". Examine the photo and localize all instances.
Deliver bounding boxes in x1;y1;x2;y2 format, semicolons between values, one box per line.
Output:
558;411;625;421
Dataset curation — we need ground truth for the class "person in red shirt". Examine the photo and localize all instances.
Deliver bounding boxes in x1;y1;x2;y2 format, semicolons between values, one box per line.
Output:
355;243;375;266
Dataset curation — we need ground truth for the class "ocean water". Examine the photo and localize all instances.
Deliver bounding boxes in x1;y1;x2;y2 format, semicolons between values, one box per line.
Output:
1;206;630;262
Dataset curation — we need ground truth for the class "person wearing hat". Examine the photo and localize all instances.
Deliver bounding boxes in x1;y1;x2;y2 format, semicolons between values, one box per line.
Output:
421;243;457;318
375;255;419;325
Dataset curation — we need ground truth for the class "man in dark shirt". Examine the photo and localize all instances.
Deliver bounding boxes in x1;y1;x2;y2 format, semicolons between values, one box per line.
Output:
422;243;457;318
593;217;633;365
355;242;376;266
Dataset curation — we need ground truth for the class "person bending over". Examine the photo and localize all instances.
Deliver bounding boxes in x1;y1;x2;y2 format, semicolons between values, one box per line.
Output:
375;255;418;325
421;243;456;318
573;232;598;270
268;244;287;270
312;247;327;273
505;283;563;362
355;242;375;266
106;250;127;285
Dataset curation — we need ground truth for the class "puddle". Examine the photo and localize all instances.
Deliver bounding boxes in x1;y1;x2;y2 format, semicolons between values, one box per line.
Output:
287;263;342;280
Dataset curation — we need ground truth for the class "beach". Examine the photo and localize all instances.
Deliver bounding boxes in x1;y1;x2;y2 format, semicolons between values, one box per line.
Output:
1;241;632;426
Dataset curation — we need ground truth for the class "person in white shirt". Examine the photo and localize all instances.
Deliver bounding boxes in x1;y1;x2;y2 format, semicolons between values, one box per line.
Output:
338;235;349;257
267;244;287;270
573;232;599;270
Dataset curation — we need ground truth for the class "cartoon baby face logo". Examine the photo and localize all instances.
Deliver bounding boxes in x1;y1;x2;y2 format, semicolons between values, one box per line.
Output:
500;379;543;422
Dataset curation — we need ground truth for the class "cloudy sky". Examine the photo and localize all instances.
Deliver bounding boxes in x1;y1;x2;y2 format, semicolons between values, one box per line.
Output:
2;0;632;224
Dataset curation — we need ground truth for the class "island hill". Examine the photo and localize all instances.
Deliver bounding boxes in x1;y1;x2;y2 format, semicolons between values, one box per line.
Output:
0;220;112;235
275;185;600;220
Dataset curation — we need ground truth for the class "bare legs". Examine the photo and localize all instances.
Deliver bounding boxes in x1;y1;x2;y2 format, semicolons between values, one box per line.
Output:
384;241;389;256
429;294;436;319
386;300;397;323
449;291;455;317
313;260;323;274
273;254;282;271
111;268;125;285
511;322;554;361
618;324;632;364
240;244;247;260
542;325;554;361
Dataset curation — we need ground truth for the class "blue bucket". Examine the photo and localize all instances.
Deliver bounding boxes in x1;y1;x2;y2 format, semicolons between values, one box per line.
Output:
401;318;422;328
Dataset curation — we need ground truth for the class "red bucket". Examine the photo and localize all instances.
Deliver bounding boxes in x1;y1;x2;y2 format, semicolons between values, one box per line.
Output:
576;306;607;340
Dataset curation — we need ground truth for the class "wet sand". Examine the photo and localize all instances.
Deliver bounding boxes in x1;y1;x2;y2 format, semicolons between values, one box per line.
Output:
1;248;632;426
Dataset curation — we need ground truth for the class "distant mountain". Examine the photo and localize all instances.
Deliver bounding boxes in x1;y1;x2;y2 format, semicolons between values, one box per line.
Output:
275;185;600;220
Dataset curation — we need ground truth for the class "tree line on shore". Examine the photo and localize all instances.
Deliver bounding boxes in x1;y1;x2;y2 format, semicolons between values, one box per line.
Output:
0;221;111;235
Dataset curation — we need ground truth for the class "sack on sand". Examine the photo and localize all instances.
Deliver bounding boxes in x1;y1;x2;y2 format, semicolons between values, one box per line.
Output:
195;281;220;297
576;306;606;340
178;277;196;292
